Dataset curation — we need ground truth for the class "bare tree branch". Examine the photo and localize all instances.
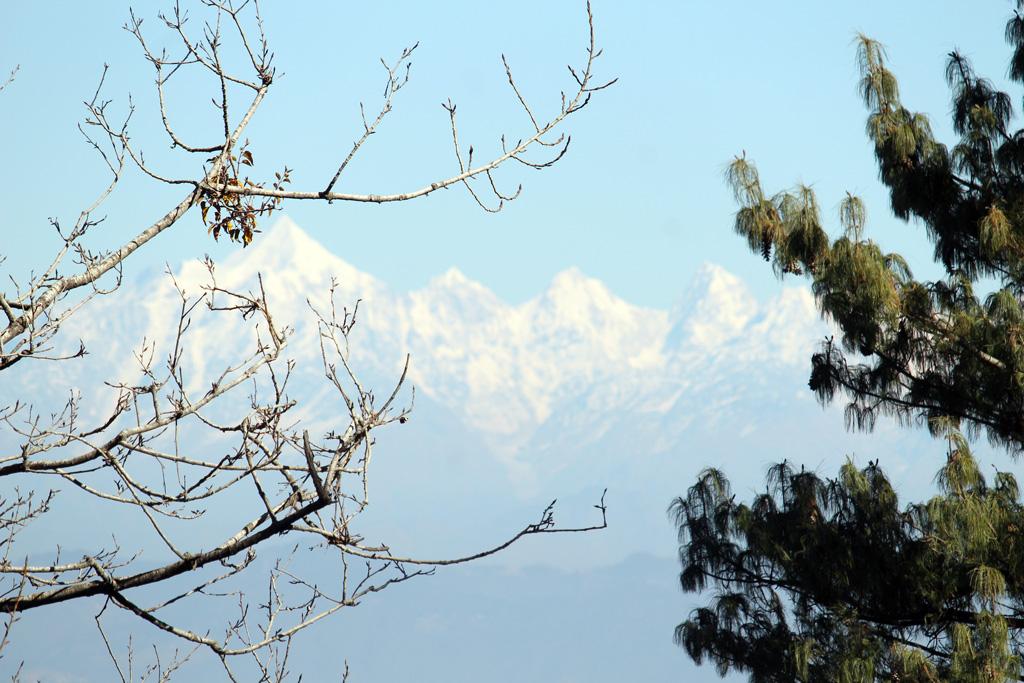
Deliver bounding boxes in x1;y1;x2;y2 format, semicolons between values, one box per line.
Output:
0;1;612;676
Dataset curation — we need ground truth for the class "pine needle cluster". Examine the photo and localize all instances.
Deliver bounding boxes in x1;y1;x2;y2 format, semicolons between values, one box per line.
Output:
676;4;1024;681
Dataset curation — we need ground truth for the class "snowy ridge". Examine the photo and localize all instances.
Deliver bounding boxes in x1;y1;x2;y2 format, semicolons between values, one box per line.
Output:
20;216;825;457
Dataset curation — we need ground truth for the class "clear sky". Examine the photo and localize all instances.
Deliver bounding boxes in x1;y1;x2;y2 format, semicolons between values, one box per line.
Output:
5;4;1024;680
2;2;1016;310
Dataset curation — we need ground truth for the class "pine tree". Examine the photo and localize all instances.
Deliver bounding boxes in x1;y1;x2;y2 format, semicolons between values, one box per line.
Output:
673;4;1024;681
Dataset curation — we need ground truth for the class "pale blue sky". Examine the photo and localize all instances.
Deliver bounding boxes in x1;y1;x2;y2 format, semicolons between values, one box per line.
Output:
2;2;1014;308
4;4;1023;680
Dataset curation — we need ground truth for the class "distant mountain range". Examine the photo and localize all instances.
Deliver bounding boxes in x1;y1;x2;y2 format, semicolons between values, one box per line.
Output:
3;216;953;565
1;217;969;681
50;216;824;453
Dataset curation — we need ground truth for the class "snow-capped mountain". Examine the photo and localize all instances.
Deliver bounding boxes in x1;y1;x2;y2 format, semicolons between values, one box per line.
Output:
25;216;823;456
3;216;952;568
3;219;972;683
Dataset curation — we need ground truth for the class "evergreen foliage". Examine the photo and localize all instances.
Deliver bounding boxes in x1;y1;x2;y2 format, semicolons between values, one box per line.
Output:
674;4;1024;681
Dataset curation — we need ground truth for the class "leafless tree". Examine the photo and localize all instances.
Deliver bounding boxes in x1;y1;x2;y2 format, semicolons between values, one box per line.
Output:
0;1;612;679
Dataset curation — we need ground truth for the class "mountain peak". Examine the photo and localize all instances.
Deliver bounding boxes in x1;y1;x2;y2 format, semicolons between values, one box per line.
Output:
421;267;501;305
540;267;616;308
672;263;747;311
265;214;305;240
666;262;758;350
237;215;334;267
549;266;599;288
203;216;385;313
429;267;472;288
442;266;468;282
